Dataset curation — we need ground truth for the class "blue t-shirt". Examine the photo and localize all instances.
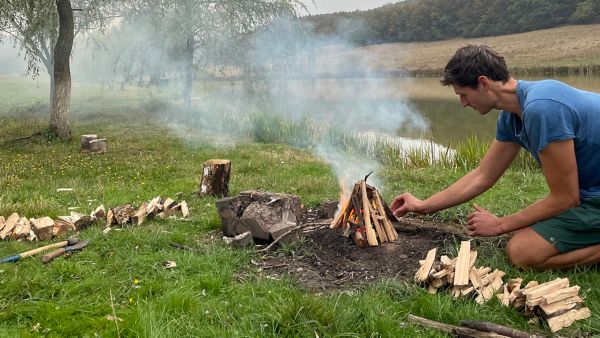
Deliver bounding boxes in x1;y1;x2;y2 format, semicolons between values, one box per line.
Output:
496;80;600;200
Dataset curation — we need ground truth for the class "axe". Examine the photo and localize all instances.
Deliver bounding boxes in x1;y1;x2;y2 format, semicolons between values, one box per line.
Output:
41;239;90;263
0;238;79;263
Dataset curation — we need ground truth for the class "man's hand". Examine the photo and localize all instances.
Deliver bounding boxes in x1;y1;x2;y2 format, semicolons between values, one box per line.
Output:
390;193;425;218
466;204;504;237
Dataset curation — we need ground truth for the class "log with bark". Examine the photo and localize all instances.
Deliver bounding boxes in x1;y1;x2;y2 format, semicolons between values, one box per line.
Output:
199;159;231;197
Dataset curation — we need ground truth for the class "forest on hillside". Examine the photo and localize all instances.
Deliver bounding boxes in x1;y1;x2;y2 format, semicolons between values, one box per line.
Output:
305;0;600;45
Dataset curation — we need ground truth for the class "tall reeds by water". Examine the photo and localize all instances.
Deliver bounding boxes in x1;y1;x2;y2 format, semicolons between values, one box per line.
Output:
240;112;538;171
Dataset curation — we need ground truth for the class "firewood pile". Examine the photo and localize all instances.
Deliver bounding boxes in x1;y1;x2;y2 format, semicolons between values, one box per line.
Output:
329;178;398;247
0;196;189;242
416;241;591;333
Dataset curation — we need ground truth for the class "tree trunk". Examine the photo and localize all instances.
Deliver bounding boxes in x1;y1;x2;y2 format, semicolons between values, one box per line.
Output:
183;35;194;108
50;0;74;140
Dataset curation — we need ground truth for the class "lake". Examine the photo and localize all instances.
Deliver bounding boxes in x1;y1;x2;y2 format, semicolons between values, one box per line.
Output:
279;76;600;146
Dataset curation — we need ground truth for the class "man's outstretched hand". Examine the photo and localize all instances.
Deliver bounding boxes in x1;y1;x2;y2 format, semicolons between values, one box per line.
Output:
390;193;425;218
466;204;503;237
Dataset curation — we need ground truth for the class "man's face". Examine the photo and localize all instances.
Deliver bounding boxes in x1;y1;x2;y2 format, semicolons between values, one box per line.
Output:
452;83;494;115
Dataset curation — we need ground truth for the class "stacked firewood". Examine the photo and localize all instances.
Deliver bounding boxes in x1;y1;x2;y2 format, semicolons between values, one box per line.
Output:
501;278;591;332
0;197;189;242
0;207;107;242
416;241;591;333
105;196;189;231
330;179;398;247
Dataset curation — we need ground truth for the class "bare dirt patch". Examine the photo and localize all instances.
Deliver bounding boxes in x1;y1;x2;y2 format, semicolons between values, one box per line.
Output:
257;201;467;292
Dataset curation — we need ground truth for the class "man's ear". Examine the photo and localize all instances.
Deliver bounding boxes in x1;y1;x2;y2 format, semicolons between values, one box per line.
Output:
478;76;490;90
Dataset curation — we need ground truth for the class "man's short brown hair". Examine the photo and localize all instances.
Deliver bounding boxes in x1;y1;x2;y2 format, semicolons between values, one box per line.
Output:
441;44;510;88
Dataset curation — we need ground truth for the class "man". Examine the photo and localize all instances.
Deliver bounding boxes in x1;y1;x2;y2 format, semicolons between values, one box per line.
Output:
390;44;600;270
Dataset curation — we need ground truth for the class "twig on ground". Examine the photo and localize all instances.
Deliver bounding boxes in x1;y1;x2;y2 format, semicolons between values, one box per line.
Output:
109;289;121;338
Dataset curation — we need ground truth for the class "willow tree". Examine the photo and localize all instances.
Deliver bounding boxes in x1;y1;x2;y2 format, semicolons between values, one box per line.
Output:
133;0;303;108
0;0;114;139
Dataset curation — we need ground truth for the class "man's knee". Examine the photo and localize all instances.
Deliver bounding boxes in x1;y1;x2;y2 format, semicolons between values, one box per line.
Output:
506;237;535;268
506;232;551;269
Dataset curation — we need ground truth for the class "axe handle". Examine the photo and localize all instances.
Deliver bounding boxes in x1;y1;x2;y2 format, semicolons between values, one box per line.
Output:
20;240;69;259
41;248;67;264
0;240;69;263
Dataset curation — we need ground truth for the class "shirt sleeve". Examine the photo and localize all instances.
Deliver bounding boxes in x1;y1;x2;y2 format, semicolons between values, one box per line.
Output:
523;99;576;155
496;111;517;142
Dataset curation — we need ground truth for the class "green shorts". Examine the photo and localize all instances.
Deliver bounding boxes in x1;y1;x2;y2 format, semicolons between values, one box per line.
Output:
532;197;600;253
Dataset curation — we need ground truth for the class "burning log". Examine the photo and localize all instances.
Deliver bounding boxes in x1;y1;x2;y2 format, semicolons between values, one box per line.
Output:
330;178;398;247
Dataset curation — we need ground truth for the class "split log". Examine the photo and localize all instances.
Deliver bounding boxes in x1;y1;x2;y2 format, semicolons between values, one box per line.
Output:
359;180;378;247
131;202;148;225
80;134;97;150
10;217;31;240
198;159;231;197
0;213;20;240
30;217;55;240
547;307;591;333
415;247;437;283
53;219;75;236
180;201;189;217
454;241;471;286
91;205;106;219
89;138;107;153
113;205;135;225
70;212;92;230
539;296;584;316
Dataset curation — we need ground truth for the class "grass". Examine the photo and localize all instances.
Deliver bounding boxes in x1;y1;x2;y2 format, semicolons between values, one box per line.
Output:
1;77;599;337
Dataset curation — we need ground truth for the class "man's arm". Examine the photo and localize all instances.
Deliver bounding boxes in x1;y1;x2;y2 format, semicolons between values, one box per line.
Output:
392;140;520;216
495;139;580;233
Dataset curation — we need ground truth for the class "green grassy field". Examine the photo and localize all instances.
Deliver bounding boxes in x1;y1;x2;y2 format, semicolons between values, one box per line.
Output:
1;77;598;337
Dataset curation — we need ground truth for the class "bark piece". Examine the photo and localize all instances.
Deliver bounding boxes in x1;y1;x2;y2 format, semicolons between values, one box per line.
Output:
91;205;106;219
199;159;231;197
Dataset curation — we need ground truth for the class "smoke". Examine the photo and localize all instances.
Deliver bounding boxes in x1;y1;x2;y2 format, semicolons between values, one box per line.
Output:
58;14;451;193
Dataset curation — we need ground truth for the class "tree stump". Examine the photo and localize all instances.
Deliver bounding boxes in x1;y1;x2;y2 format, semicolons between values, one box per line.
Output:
199;159;231;197
80;134;97;150
89;139;107;153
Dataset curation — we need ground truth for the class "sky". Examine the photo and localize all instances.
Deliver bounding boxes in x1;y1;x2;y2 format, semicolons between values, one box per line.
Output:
301;0;397;15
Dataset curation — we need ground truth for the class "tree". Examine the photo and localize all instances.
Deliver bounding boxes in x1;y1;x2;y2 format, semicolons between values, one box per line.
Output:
0;0;116;139
131;0;303;108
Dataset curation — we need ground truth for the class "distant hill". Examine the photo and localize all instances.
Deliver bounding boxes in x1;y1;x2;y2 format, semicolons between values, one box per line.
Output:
315;24;600;76
304;0;600;45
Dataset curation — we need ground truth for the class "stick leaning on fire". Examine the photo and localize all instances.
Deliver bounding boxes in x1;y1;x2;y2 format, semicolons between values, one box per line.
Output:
330;172;399;247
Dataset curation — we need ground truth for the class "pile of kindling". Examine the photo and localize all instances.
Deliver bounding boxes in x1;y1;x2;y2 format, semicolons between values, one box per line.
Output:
416;241;591;333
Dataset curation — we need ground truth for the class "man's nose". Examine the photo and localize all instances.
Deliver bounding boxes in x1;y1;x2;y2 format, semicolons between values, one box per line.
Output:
460;97;469;107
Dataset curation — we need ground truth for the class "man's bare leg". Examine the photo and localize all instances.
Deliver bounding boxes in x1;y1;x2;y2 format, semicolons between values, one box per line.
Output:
506;227;600;269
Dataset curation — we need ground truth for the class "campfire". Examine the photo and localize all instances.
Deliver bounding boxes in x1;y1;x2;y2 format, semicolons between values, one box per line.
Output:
330;174;398;247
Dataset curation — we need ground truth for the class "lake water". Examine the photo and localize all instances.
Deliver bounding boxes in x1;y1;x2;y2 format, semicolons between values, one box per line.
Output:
282;76;600;146
202;75;600;147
